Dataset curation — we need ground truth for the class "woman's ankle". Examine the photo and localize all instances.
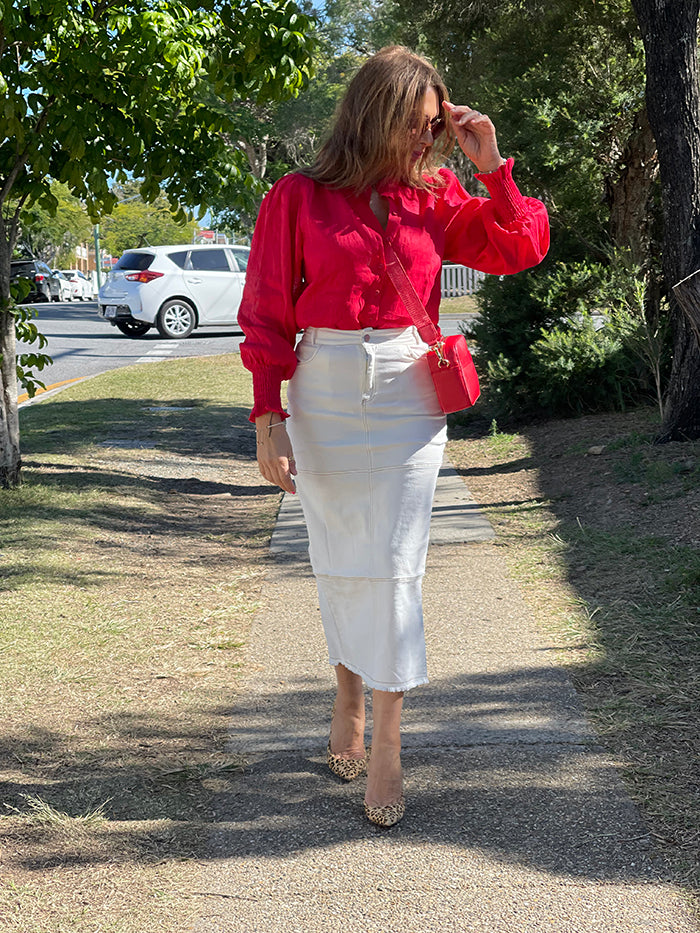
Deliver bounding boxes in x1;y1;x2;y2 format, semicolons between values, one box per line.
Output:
365;744;403;806
330;698;366;758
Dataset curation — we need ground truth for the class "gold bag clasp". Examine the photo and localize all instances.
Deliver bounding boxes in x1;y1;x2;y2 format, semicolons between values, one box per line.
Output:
432;341;450;368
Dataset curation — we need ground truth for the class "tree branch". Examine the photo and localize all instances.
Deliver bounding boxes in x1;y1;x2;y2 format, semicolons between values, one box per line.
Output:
9;192;30;252
0;95;56;205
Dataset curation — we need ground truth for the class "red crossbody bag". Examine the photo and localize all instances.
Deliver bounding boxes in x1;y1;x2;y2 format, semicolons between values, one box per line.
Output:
384;242;481;413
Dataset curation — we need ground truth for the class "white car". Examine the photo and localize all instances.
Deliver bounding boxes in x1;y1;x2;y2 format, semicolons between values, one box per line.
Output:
97;244;250;338
52;271;74;302
61;269;94;300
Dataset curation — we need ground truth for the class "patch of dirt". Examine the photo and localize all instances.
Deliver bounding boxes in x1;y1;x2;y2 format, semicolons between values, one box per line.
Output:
451;407;700;547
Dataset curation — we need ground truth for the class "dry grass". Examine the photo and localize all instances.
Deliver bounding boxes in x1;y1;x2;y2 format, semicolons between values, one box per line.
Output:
447;405;700;900
440;294;479;316
0;355;281;932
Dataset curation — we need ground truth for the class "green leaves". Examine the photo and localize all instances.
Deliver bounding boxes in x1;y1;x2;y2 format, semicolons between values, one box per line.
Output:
10;302;52;400
0;0;316;223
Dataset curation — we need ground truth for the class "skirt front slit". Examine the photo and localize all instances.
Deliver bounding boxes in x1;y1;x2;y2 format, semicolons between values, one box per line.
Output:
286;326;447;692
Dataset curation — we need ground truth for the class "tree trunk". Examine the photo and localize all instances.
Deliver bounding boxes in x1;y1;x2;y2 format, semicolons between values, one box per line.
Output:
673;269;700;347
243;138;269;180
606;106;659;267
632;0;700;440
0;228;21;488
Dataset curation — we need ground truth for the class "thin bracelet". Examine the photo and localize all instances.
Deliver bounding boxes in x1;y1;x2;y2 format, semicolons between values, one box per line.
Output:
267;414;287;437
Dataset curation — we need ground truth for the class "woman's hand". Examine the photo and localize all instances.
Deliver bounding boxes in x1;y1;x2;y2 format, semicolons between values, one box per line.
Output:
443;101;505;174
255;412;297;494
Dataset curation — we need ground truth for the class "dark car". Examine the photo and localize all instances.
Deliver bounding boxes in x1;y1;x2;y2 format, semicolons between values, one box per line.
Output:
10;259;60;302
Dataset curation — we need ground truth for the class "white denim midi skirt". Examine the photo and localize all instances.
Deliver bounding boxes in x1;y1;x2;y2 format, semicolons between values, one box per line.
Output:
286;326;447;692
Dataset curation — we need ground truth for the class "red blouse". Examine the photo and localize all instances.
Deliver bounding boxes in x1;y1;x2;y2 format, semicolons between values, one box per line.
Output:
238;158;549;420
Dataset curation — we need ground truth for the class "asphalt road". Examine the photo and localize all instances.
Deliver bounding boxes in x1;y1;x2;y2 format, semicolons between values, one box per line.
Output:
22;300;470;401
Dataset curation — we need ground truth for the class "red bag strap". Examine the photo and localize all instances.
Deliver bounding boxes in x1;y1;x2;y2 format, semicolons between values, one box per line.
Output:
384;240;442;347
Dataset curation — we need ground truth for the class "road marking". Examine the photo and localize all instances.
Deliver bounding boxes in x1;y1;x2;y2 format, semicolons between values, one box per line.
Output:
135;342;180;364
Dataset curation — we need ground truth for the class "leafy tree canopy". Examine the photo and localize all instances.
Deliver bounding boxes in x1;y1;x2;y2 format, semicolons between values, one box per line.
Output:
15;183;93;266
386;0;646;246
0;0;317;230
99;183;198;256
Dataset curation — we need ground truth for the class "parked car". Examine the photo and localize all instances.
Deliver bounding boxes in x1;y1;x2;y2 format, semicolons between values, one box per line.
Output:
61;269;95;300
81;271;96;300
52;271;74;302
97;244;250;338
10;259;60;302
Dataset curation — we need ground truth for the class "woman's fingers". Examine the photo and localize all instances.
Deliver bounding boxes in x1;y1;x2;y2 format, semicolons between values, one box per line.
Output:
444;102;492;133
255;416;297;494
259;454;296;494
260;456;296;494
443;101;504;173
445;103;488;125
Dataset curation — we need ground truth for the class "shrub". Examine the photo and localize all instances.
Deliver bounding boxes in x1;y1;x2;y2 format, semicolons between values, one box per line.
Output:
530;314;641;414
465;254;668;420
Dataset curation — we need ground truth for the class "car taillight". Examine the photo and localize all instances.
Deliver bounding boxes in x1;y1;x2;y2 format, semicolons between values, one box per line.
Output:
125;270;164;283
35;274;45;282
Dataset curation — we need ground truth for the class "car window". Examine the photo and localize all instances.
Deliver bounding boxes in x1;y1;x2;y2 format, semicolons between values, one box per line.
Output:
189;249;231;272
11;262;35;276
168;250;189;269
114;252;155;271
230;249;249;272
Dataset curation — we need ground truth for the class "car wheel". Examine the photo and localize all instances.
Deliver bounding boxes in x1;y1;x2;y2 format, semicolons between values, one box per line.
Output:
157;299;196;338
115;319;152;337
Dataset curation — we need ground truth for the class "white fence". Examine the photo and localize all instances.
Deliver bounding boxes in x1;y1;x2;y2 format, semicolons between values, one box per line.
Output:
441;264;484;298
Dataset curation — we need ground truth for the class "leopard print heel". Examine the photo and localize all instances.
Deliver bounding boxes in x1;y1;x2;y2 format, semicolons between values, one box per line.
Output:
327;740;368;781
327;700;367;781
364;795;406;828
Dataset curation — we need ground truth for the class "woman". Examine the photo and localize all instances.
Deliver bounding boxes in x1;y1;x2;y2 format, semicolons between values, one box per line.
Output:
239;46;549;827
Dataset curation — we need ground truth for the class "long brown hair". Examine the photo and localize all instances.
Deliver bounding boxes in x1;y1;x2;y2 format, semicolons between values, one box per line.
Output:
303;46;454;192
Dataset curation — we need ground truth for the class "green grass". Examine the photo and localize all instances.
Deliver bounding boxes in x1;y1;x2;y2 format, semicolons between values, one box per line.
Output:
487;418;527;458
20;355;255;458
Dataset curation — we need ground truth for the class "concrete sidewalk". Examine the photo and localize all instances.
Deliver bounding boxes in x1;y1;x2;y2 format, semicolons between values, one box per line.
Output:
194;459;697;933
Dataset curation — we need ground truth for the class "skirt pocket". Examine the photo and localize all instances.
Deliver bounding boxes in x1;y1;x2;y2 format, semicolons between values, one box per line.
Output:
294;337;321;365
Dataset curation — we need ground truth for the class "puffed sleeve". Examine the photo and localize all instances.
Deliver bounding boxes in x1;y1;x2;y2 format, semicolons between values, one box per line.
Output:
436;159;549;274
238;174;307;421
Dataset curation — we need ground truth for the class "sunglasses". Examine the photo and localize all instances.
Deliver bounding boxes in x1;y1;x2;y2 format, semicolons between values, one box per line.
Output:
413;113;446;139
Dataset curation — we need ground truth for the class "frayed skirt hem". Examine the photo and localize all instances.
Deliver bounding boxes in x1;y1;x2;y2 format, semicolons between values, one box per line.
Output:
328;656;428;693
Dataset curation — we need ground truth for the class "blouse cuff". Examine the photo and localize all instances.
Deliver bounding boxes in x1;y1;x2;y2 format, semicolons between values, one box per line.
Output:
249;365;289;423
474;157;529;222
